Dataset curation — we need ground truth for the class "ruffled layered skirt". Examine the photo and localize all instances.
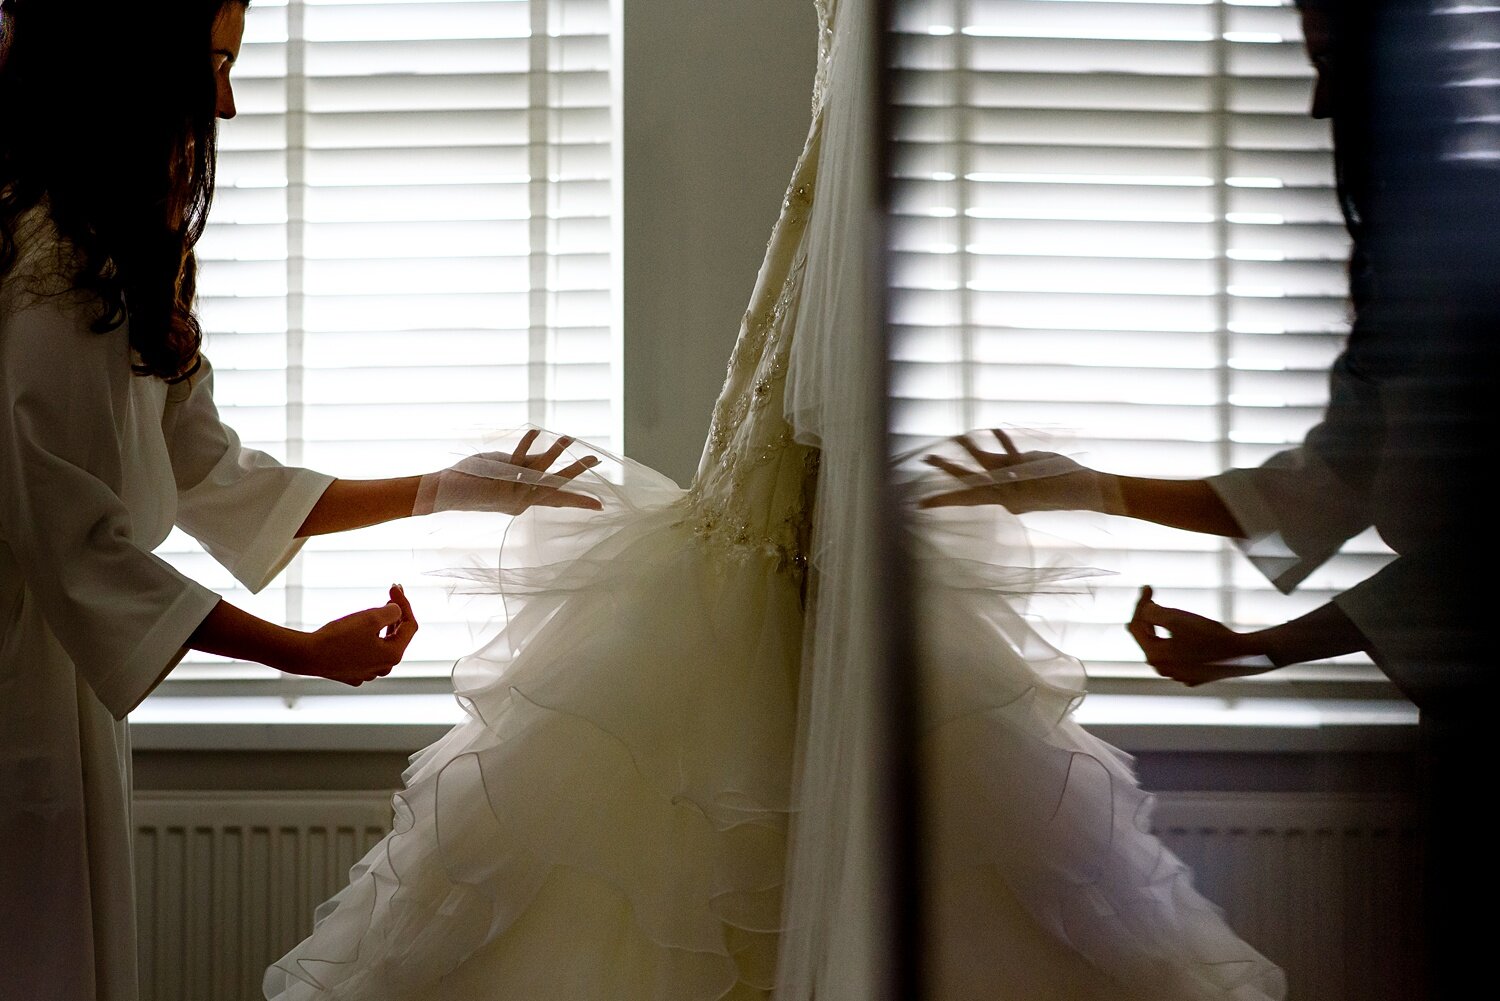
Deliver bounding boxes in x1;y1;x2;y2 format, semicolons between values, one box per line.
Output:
264;454;1285;1001
915;508;1284;1001
267;460;800;1000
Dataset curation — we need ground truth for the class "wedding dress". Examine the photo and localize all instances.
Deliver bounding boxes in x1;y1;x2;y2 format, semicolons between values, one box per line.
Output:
264;1;1287;998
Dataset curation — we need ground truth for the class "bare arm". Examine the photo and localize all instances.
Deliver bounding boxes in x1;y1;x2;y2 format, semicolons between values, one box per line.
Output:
296;477;421;538
921;430;1247;537
1113;475;1246;538
183;585;418;686
1253;600;1368;668
294;431;607;538
1129;586;1369;686
187;597;308;668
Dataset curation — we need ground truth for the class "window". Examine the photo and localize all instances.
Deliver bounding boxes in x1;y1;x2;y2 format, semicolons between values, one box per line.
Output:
154;0;616;699
890;0;1396;697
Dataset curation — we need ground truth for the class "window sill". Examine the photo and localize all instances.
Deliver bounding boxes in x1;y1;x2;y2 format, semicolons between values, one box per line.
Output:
128;693;1420;755
1075;695;1418;752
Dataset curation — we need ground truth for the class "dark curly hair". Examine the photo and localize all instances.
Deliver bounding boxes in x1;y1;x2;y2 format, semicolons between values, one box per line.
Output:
0;0;246;381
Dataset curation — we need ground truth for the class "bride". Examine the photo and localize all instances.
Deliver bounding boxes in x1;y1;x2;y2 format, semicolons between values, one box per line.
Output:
265;1;1287;998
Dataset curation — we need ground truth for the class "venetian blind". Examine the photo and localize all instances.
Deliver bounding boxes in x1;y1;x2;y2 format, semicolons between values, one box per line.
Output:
889;0;1397;697
153;0;616;699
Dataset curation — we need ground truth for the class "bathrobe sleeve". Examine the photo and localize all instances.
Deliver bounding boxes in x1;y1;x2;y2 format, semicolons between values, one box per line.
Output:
161;357;334;593
1206;349;1382;594
1205;344;1486;706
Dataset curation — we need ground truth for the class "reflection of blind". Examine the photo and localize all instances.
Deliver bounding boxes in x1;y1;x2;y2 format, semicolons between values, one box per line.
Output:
153;0;615;698
890;0;1395;696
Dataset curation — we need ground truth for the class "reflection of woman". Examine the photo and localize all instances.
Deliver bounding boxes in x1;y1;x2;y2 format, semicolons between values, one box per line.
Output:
266;2;1286;999
0;2;589;996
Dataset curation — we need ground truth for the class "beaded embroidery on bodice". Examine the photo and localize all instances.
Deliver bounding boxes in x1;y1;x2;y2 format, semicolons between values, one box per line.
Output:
681;0;836;576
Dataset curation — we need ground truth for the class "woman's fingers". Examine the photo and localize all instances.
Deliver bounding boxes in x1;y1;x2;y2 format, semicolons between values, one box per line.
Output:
362;602;404;677
326;604;399;685
507;431;587;476
1127;585;1175;665
990;428;1021;457
303;594;422;687
1127;587;1247;687
444;432;609;514
955;433;998;468
386;583;412;618
1127;606;1161;658
512;431;573;471
1134;586;1216;636
548;453;600;482
519;453;603;511
917;486;997;509
923;454;980;482
1129;585;1206;642
531;434;574;469
384;584;418;651
538;488;605;511
365;600;403;638
509;428;541;466
352;595;411;673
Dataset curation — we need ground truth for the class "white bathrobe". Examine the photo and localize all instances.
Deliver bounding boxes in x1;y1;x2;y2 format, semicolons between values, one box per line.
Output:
1206;345;1487;710
1;207;332;1001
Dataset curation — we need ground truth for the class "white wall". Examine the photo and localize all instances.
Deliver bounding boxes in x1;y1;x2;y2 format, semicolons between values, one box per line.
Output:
621;0;819;486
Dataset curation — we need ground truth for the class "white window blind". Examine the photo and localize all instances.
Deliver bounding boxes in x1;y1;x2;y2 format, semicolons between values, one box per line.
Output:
890;0;1397;697
153;0;616;699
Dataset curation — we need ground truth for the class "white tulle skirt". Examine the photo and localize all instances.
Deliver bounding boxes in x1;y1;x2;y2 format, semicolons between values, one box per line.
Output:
914;509;1285;1001
264;446;1286;1001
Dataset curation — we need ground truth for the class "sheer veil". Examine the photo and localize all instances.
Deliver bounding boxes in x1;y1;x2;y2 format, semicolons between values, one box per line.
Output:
777;0;896;996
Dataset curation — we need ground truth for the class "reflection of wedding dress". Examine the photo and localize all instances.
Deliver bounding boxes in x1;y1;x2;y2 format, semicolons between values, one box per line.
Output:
264;1;1285;998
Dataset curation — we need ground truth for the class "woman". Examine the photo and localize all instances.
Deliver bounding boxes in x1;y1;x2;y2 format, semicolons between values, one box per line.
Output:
264;1;1288;999
0;2;594;998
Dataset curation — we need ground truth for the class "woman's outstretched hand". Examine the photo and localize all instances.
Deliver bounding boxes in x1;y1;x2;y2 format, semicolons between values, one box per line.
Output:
917;428;1105;513
291;584;419;686
417;429;604;516
1127;585;1275;687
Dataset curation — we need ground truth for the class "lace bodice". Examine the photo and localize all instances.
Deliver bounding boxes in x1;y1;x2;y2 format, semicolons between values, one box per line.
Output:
681;1;837;575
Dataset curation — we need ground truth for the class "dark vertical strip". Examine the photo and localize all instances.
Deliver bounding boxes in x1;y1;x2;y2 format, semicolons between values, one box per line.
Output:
875;1;924;999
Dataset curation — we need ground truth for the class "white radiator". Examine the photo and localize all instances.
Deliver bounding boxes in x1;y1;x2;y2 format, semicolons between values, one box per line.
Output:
133;791;395;1001
133;790;1420;1001
1150;792;1423;1001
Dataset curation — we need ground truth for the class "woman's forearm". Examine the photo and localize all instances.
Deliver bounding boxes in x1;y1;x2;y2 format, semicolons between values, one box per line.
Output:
296;476;423;537
1110;475;1246;538
186;598;310;672
183;592;415;687
1250;601;1369;668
